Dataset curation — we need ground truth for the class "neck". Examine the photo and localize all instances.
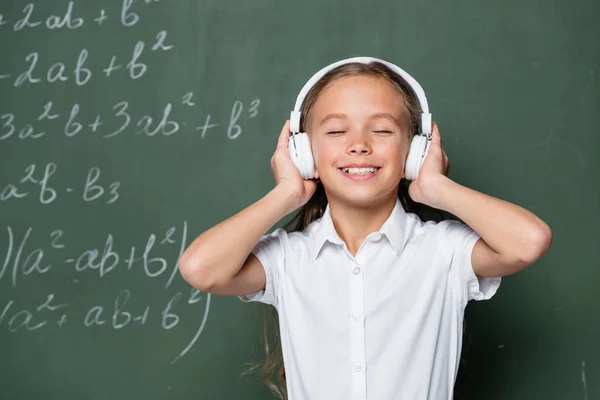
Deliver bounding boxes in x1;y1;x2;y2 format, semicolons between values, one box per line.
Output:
328;194;397;256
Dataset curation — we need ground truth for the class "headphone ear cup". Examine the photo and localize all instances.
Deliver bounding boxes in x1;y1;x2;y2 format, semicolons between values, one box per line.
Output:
297;133;315;179
405;135;430;181
288;132;315;180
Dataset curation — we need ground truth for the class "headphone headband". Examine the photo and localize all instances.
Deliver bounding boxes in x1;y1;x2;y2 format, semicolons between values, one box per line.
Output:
289;56;431;136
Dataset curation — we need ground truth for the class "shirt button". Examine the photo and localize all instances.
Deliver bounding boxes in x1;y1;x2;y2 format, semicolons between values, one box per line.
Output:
352;266;361;275
351;313;360;321
354;363;363;372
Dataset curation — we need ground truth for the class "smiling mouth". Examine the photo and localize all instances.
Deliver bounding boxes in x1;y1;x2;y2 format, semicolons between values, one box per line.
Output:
339;167;381;174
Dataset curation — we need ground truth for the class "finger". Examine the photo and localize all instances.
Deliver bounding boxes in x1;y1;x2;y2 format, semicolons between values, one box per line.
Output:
431;121;442;146
276;120;291;150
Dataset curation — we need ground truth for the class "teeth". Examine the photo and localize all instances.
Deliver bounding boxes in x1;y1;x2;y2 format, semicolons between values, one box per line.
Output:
342;167;378;174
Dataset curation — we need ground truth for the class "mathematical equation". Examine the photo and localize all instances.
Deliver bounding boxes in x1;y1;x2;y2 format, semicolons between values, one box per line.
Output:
0;288;211;364
0;220;206;363
0;222;189;288
1;163;120;204
0;0;243;366
2;30;173;88
1;1;173;87
1;0;159;32
0;96;260;141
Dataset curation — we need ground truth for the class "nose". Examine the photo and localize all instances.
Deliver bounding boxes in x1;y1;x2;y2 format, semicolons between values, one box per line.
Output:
347;130;372;155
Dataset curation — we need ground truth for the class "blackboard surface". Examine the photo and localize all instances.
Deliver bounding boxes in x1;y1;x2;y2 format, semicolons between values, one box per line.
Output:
1;1;598;399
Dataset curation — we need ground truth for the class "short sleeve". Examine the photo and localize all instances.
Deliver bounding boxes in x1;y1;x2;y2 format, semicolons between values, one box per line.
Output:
446;220;501;303
237;228;286;308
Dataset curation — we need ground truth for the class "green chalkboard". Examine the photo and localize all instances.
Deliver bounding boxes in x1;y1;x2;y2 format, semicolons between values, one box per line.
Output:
0;0;598;399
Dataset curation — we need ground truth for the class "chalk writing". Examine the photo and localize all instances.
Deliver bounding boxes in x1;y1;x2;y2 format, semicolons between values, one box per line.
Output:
0;98;260;141
0;222;188;288
12;2;84;31
0;219;206;362
582;360;587;400
0;288;210;362
10;33;172;88
0;0;253;371
5;0;160;32
0;163;120;204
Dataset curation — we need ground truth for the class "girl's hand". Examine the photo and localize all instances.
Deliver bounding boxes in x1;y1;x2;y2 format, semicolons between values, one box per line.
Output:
271;120;317;211
408;121;452;208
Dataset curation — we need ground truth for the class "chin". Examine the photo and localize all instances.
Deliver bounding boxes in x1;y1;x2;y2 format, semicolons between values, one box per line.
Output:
319;169;401;204
325;187;397;209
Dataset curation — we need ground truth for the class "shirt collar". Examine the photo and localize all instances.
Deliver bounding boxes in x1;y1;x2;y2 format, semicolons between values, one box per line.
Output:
309;203;344;260
379;198;408;256
309;198;408;260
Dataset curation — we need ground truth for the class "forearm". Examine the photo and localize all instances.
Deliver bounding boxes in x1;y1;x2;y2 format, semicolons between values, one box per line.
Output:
431;176;552;263
179;185;296;287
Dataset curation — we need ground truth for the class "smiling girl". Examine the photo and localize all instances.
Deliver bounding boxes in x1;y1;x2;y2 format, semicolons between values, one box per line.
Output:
179;57;552;399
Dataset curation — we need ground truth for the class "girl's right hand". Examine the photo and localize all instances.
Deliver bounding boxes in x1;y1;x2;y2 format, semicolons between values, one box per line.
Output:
271;120;318;211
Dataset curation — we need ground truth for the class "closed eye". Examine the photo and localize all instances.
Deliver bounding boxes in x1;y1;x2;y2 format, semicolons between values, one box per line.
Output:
374;130;393;134
327;130;346;134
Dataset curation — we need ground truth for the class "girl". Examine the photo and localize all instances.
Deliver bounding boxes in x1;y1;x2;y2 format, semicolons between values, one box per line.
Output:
179;57;552;399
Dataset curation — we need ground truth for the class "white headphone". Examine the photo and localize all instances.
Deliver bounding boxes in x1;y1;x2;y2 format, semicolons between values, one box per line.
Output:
288;56;432;181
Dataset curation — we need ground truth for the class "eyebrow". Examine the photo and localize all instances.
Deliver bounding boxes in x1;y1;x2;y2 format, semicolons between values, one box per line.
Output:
318;113;347;126
318;112;402;127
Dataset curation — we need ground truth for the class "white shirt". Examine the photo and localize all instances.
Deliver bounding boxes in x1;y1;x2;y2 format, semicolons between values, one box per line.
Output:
239;199;501;400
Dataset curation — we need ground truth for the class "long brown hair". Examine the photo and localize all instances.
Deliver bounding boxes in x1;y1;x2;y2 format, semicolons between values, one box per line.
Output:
243;61;454;399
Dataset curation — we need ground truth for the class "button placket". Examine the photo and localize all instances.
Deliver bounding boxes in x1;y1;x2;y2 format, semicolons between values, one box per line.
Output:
349;263;367;398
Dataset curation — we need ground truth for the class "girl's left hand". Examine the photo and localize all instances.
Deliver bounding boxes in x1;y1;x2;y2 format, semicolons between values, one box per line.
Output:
407;121;451;207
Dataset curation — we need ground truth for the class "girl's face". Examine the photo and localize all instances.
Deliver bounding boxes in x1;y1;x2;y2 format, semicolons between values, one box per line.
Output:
308;75;411;208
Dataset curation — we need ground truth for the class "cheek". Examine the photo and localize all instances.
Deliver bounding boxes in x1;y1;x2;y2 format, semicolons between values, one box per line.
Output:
311;140;334;167
393;146;408;163
379;140;405;161
395;136;411;161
